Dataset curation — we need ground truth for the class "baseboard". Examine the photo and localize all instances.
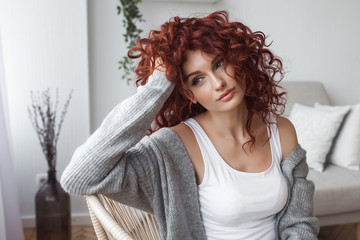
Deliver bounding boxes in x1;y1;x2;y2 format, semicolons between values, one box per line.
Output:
22;213;92;228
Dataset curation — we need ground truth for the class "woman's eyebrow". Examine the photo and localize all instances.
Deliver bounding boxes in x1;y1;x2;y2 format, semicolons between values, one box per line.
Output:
186;71;201;79
211;55;221;65
185;55;221;79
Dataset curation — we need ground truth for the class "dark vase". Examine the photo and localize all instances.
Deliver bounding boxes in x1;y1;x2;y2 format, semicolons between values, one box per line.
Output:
35;169;71;240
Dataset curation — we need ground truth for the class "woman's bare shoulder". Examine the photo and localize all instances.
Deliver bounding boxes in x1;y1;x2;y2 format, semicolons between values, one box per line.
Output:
170;122;192;139
276;115;299;161
170;122;204;185
170;122;198;150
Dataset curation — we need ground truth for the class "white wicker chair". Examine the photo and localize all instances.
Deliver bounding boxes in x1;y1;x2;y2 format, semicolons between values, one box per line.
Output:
85;195;161;240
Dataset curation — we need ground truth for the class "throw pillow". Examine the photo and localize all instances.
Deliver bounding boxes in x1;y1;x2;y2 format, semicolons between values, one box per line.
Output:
289;103;350;172
315;102;360;171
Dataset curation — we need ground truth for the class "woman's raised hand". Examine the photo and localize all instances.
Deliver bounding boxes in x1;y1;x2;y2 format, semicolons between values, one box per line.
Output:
154;57;166;72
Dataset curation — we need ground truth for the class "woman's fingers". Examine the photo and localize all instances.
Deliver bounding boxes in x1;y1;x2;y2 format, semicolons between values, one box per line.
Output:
152;57;166;72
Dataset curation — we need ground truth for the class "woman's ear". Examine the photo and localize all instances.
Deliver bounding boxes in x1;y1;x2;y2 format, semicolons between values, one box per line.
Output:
183;89;197;104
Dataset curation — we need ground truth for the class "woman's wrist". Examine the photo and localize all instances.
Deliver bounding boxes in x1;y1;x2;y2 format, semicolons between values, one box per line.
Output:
138;70;175;93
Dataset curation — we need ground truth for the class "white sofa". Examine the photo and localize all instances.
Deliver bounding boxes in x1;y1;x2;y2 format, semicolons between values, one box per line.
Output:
282;81;360;236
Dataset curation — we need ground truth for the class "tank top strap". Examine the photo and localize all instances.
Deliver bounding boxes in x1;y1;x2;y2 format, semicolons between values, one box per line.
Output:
266;113;283;163
182;118;219;164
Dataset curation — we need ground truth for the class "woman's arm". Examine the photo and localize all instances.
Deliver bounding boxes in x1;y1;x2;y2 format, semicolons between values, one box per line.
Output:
277;116;299;160
60;71;174;197
277;146;320;239
277;117;319;240
277;116;320;239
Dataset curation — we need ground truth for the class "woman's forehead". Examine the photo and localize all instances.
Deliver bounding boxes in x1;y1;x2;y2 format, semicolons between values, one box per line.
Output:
182;50;217;72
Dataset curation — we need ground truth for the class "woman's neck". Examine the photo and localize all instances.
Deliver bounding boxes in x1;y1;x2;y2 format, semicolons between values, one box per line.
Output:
195;102;260;143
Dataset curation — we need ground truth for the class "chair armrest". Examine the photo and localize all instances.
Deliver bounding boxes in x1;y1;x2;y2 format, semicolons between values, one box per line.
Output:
85;195;134;240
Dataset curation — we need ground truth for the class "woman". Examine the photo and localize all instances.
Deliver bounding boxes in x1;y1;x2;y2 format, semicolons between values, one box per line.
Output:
61;11;319;239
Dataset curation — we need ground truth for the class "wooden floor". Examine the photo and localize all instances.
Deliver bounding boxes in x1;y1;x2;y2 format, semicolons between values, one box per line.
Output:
24;226;97;240
24;224;357;240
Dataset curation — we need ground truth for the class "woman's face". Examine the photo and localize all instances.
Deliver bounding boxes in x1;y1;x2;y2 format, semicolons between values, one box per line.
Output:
182;50;246;113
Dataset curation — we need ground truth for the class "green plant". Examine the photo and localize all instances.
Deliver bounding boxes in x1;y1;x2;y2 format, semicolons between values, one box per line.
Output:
117;0;145;85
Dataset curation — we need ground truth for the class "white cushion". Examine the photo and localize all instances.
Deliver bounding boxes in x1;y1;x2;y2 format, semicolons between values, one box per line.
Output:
289;103;350;172
315;102;360;171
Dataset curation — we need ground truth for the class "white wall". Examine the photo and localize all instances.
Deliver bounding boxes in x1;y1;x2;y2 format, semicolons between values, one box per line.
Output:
88;0;136;131
0;0;90;227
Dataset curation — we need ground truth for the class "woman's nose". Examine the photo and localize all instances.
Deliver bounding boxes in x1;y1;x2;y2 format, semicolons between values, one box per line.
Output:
213;76;226;91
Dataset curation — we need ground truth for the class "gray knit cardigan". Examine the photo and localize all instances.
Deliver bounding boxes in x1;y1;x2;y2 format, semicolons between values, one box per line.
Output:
60;71;319;239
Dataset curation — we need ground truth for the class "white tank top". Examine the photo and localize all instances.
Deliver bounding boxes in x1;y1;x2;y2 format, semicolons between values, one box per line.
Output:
183;113;288;240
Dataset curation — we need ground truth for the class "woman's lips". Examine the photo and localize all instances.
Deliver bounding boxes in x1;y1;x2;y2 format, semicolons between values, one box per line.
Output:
217;87;236;102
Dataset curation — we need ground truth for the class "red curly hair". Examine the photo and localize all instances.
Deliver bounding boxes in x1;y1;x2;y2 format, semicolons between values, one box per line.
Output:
129;10;286;147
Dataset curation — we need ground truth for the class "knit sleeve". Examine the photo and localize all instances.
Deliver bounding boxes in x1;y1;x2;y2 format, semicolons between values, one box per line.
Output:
276;145;320;240
60;71;175;201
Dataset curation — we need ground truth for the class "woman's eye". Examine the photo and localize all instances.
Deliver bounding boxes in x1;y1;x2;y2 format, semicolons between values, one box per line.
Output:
215;59;224;69
192;76;203;86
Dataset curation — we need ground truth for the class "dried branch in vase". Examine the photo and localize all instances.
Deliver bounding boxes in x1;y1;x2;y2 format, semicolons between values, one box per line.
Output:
28;88;73;172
